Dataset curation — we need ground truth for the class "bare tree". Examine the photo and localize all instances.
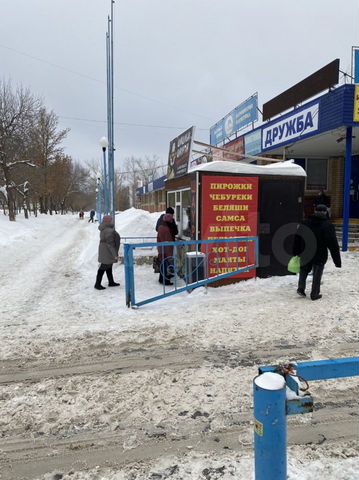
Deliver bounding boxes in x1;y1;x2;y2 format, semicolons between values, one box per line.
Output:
115;167;130;211
86;159;131;212
30;107;69;214
124;155;165;206
0;80;41;221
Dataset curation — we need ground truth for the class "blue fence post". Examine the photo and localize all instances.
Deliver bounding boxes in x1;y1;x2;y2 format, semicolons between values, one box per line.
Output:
124;244;134;307
342;126;352;252
254;372;287;480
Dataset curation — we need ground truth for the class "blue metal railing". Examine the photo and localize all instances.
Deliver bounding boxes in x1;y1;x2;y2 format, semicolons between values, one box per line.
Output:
120;237;157;251
253;357;359;480
124;236;259;307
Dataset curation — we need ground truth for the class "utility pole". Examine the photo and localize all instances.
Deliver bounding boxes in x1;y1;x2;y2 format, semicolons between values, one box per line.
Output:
106;0;116;225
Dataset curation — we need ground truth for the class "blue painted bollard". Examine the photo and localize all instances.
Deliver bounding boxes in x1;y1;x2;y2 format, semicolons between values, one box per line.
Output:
253;372;287;480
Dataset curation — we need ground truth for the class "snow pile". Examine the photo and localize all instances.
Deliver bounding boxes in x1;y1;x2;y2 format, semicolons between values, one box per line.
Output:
190;159;306;177
116;207;158;239
0;212;63;246
255;371;285;390
38;443;359;480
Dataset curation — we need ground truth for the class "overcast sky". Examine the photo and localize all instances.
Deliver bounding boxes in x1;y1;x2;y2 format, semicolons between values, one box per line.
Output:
1;0;358;171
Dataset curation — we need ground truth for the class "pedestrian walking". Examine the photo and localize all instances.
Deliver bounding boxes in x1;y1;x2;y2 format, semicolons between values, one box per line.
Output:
157;212;175;285
292;204;341;300
88;209;96;223
94;215;121;290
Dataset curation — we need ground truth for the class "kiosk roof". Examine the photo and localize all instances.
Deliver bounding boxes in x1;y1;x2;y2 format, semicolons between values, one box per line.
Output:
189;159;306;177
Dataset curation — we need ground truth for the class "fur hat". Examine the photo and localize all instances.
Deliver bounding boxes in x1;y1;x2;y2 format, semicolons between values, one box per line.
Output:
102;215;113;223
166;207;174;214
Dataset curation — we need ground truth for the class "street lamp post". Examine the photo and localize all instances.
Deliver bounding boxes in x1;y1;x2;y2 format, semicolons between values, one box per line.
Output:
106;0;115;225
99;136;109;216
96;172;102;224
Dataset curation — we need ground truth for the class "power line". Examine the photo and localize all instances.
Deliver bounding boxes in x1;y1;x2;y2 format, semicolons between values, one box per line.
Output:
58;114;209;131
0;43;212;121
118;163;168;175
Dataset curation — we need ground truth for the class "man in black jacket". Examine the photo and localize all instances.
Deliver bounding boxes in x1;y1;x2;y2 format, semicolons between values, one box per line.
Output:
156;207;178;240
293;204;341;300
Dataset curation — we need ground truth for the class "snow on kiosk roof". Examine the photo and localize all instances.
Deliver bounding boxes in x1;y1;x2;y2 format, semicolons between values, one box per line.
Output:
188;159;306;177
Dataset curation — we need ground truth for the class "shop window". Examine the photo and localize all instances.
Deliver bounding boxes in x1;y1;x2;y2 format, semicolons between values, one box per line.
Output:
168;192;175;211
167;188;191;238
181;190;192;238
306;159;328;191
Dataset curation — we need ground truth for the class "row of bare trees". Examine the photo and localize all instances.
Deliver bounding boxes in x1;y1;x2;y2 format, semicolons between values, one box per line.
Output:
0;80;167;222
0;80;95;221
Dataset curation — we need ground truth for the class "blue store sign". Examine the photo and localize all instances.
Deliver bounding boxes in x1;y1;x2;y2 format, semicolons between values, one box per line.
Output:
244;129;262;156
210;94;258;146
355;49;359;83
262;103;319;151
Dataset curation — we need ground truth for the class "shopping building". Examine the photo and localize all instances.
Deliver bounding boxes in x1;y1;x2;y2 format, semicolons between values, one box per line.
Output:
136;60;359;250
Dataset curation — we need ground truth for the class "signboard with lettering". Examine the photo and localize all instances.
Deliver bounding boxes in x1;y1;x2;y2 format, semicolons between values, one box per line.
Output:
244;129;262;156
167;126;195;180
262;103;319;151
354;85;359;122
210;94;258;146
223;136;245;160
201;175;258;279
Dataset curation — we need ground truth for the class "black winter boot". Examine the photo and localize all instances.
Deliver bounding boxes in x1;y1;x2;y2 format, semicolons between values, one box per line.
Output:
106;268;120;287
94;269;106;290
311;264;324;299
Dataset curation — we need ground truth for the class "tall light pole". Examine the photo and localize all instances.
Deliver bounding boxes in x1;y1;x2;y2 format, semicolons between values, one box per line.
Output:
106;0;116;225
96;171;102;224
99;136;109;216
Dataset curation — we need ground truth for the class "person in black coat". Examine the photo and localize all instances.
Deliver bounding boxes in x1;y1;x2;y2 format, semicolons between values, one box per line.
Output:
156;207;178;239
292;204;341;300
88;209;96;223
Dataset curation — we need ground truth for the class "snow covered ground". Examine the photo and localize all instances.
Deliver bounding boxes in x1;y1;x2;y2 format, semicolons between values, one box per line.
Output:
0;209;358;479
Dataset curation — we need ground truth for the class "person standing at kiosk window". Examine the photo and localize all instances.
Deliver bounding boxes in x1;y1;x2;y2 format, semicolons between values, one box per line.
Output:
156;207;178;238
157;213;175;285
292;204;341;300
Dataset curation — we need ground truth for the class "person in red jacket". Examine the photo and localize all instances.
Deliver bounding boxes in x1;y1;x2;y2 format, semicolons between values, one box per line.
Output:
157;213;175;285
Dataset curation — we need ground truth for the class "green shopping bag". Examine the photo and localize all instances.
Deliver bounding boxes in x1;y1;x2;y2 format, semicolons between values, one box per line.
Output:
288;256;300;274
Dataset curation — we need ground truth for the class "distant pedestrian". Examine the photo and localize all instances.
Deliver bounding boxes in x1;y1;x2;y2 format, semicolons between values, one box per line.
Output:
94;215;121;290
293;204;341;300
157;213;175;285
156;207;178;239
79;210;84;220
88;209;96;223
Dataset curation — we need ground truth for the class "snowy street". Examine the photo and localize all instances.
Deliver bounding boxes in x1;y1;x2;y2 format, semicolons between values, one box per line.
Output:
0;210;358;480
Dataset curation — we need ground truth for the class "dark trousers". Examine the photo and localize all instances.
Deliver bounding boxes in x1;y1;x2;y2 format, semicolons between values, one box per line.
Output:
159;258;173;283
298;262;324;298
95;264;115;286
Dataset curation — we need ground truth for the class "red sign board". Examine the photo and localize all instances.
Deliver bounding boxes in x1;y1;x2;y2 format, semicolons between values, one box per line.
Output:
223;136;244;160
201;175;258;279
